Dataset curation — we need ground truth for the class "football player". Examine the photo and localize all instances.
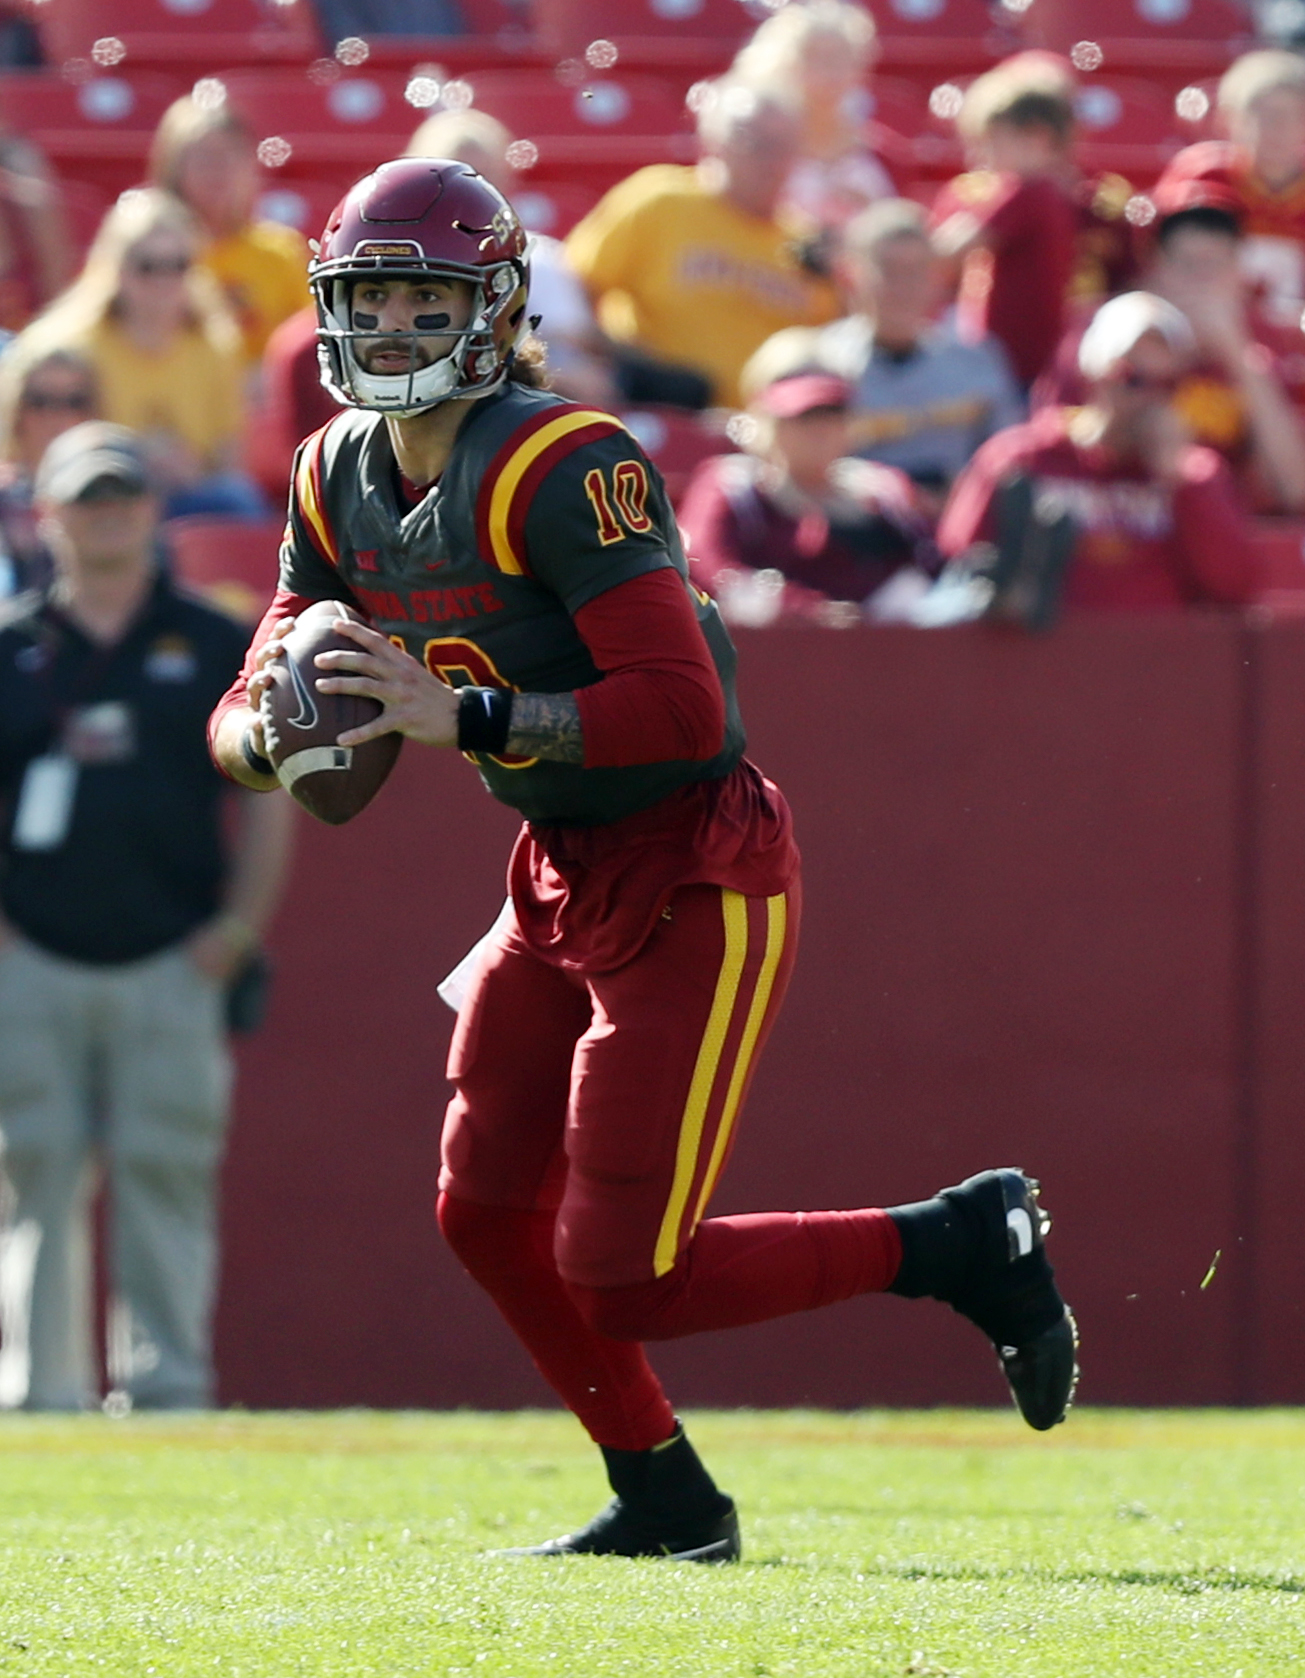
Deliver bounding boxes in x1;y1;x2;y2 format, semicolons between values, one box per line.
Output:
209;159;1078;1561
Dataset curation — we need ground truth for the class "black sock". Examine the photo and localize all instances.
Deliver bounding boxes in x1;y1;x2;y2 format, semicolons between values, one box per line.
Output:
601;1422;732;1522
886;1192;991;1299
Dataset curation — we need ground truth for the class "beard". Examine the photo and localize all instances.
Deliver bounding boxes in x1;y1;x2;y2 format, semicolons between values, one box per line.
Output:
354;335;439;375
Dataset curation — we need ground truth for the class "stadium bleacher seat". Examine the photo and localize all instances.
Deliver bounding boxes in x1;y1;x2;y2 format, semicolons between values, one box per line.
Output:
421;67;696;187
459;66;690;136
206;67;417;168
1021;0;1253;80
864;75;964;183
512;177;602;237
35;0;321;72
532;0;761;71
1071;74;1186;177
0;69;187;198
871;0;1022;74
167;514;283;622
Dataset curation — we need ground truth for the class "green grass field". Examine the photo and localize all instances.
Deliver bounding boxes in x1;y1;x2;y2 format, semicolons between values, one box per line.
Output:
1;1409;1301;1677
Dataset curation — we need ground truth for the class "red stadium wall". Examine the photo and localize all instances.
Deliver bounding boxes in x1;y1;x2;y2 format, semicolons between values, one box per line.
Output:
213;613;1305;1410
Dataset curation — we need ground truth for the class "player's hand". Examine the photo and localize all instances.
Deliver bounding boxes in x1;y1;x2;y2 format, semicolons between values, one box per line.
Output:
245;618;297;759
314;617;460;748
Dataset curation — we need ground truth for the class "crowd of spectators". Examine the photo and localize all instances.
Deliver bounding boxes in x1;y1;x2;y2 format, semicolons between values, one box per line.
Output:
0;15;1300;624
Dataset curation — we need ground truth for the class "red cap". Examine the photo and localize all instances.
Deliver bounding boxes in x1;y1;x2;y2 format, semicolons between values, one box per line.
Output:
754;372;852;418
1151;173;1244;225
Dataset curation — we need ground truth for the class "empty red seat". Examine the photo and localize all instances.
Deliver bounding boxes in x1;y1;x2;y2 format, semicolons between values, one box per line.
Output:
532;0;762;71
443;67;694;179
872;0;1022;73
35;0;321;72
0;69;187;197
167;515;284;622
205;68;418;168
1072;74;1185;176
1021;0;1253;78
250;173;350;238
511;177;602;237
863;74;963;182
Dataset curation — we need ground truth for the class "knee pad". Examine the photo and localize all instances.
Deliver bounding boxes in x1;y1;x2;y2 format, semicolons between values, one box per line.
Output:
437;1192;550;1284
565;1274;682;1343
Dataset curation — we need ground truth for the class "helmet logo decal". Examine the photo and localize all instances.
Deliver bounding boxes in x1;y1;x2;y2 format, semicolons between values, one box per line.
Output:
352;239;424;259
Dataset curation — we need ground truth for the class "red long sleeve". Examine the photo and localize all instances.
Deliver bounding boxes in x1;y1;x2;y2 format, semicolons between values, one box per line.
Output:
206;587;326;776
1169;448;1263;604
572;568;726;768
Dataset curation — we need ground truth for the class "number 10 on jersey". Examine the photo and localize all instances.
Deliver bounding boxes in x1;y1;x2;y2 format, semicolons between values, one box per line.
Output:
584;460;653;546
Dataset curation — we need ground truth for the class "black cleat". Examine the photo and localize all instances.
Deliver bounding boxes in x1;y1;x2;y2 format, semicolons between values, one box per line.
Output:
889;1167;1079;1430
497;1496;741;1562
492;1422;741;1562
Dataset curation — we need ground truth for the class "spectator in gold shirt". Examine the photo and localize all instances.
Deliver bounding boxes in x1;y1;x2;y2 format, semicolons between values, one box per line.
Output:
565;80;839;410
150;93;310;366
14;189;267;519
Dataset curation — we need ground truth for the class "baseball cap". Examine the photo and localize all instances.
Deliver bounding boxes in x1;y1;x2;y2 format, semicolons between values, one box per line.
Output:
35;422;151;505
1151;173;1244;226
1078;291;1195;381
753;371;852;419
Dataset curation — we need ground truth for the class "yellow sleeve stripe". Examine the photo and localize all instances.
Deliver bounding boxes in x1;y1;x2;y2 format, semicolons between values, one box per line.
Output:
485;408;627;576
652;888;789;1279
295;433;340;569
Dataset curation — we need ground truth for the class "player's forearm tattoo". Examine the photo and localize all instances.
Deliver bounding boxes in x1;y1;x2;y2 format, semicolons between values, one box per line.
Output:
507;693;585;763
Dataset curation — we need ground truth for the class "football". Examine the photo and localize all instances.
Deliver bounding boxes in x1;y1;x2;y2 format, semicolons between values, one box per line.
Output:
261;600;403;825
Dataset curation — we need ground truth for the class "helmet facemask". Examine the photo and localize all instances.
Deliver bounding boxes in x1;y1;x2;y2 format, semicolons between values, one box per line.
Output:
313;257;527;417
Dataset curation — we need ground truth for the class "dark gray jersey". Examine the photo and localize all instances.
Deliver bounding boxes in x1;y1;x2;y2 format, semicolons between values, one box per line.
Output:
279;383;744;825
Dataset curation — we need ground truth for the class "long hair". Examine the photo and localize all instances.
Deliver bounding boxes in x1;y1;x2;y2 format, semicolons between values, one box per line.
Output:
15;187;240;360
0;344;98;464
149;93;256;197
508;333;551;389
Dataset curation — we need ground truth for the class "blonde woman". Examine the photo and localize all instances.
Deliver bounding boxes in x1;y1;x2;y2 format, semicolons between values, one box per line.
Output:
730;0;891;239
150;93;310;364
17;189;266;518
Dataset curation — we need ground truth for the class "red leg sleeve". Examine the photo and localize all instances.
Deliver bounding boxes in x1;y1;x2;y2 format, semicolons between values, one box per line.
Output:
437;1193;675;1452
566;1208;902;1342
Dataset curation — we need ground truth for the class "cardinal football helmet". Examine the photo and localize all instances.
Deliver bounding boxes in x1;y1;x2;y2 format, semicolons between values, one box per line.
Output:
309;158;530;415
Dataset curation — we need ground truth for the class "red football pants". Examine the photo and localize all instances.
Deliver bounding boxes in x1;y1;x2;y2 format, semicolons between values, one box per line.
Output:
438;879;901;1451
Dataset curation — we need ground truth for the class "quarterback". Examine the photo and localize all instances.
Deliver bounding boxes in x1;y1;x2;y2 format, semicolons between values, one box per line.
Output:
210;159;1078;1561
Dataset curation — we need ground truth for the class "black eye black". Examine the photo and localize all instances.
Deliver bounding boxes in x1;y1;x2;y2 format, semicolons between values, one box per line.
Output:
413;313;451;330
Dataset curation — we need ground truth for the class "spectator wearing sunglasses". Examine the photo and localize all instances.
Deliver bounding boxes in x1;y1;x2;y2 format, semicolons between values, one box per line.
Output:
0;346;98;596
9;189;267;521
937;292;1261;609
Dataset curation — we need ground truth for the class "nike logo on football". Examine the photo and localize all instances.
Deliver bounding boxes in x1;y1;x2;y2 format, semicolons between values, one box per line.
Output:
1007;1207;1034;1258
285;653;319;731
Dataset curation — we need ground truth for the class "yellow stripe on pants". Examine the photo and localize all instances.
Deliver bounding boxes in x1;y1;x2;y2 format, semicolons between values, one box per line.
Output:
652;890;749;1279
690;891;787;1230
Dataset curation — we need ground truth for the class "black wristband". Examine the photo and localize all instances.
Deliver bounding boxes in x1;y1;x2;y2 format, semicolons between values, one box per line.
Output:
457;686;513;754
240;724;275;778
